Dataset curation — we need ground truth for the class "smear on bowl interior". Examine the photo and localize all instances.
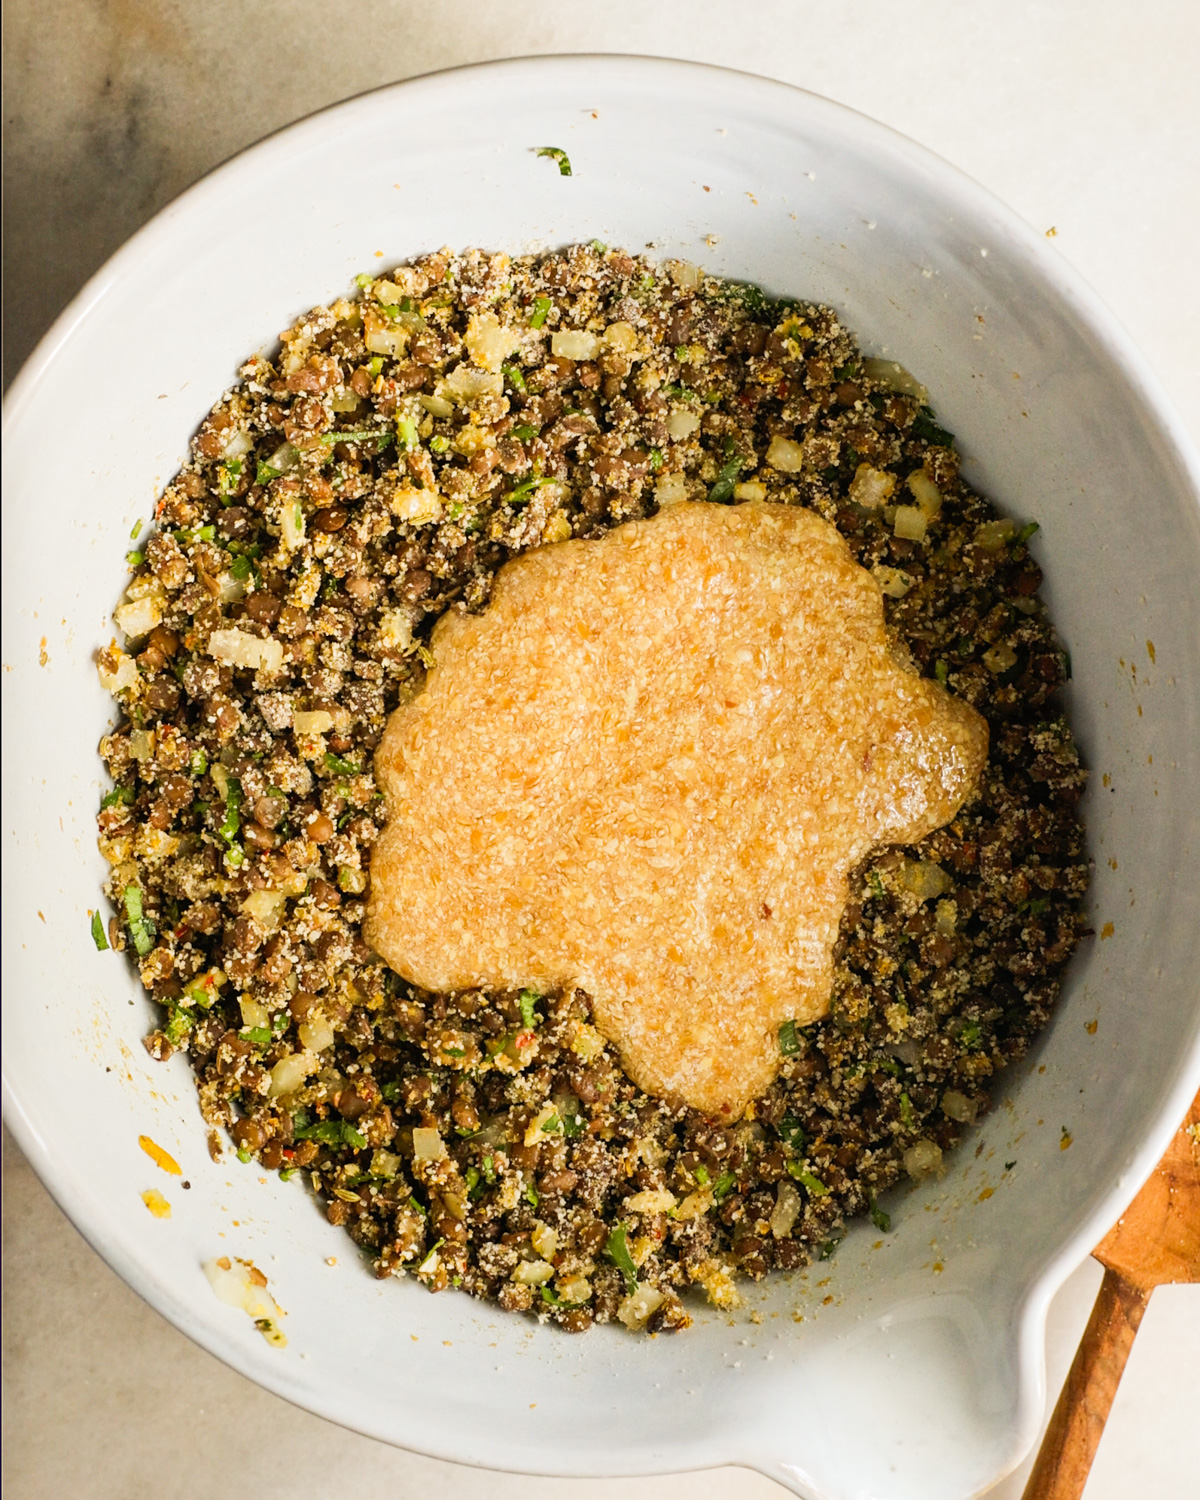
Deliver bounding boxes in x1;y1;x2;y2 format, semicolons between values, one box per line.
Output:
94;245;1088;1333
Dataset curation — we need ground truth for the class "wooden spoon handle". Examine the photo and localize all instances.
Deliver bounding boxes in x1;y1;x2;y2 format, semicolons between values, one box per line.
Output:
1021;1267;1150;1500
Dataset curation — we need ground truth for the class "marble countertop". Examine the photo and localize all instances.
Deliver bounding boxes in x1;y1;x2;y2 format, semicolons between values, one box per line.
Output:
4;3;1198;1497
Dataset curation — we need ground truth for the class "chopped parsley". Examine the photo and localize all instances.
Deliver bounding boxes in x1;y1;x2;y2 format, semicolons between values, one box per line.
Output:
708;450;745;503
787;1165;829;1196
218;778;242;844
518;988;541;1029
324;750;360;775
869;1192;891;1232
122;883;156;957
506;475;555;506
604;1223;638;1293
911;407;955;448
712;1169;737;1201
293;1119;367;1150
535;146;572;177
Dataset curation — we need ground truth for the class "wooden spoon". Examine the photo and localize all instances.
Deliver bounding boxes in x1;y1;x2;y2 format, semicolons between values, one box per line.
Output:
1022;1089;1200;1500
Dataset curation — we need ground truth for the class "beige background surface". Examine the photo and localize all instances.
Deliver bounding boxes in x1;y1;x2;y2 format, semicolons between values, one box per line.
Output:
4;2;1199;1497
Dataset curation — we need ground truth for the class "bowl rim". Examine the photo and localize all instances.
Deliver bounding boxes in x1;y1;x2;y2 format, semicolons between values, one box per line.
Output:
5;50;1200;1493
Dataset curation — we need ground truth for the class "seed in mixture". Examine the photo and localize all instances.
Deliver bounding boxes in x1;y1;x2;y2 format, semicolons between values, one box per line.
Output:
366;500;988;1118
93;243;1088;1334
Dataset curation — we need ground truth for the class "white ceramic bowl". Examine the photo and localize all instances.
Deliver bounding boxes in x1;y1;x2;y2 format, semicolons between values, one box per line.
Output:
4;55;1200;1500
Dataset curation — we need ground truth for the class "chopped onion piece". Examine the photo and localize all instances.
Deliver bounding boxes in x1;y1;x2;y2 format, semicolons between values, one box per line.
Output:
665;409;701;440
625;1188;678;1215
766;435;805;473
412;1126;447;1161
903;1139;944;1179
617;1285;666;1329
465;312;521;371
942;1089;978;1124
907;470;943;518
893;506;928;542
849;463;897;509
655;471;690;507
514;1259;555;1286
769;1179;802;1238
208;628;284;675
550;329;602;361
297;1015;334;1053
268;1051;316;1098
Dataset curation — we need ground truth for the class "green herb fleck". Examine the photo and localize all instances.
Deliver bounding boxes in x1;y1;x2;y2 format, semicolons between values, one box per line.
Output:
506;476;555;506
934;659;949;684
707;454;744;504
535;146;572;177
355;273;374;289
163;1005;195;1045
524;1181;540;1208
899;1091;915;1127
396;416;418;449
294;1119;367;1150
778;1019;801;1056
189;748;208;777
320;429;394;448
867;870;886;900
324;751;359;776
101;785;136;810
502;363;527;392
958;1021;982;1050
511;423;539;442
604;1224;639;1294
256;460;282;486
241;1026;273;1049
90;910;109;950
529;297;552;329
869;1192;891;1232
694;1163;710;1186
818;1238;841;1261
787;1165;829;1196
218;779;242;844
229;553;253;582
777;1116;806;1152
1017;520;1040;544
367;356;385;377
539;1112;562;1135
429;434;449;453
649;447;664;471
122;883;156;956
712;1170;737;1201
911;408;956;448
518;989;541;1029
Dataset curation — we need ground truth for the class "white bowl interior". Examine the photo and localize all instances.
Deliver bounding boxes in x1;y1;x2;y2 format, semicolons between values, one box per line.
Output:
4;57;1200;1500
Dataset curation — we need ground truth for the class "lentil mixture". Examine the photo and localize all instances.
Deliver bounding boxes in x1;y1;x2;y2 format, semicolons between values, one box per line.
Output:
95;245;1089;1334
